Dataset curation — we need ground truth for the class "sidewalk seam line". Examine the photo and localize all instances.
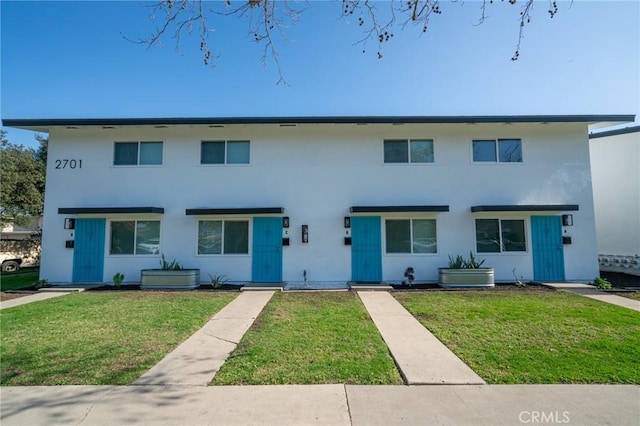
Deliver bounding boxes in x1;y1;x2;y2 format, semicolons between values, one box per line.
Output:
344;384;353;426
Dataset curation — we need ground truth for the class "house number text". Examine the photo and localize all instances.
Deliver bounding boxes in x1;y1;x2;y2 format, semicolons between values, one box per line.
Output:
55;159;82;169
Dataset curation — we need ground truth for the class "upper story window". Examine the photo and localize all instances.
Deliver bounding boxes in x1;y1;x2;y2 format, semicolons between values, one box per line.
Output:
110;220;161;255
201;140;250;165
114;141;163;166
475;219;526;253
384;139;434;164
385;219;437;254
472;139;522;163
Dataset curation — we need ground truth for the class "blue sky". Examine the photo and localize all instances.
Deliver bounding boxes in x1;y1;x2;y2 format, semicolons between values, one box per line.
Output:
1;1;639;148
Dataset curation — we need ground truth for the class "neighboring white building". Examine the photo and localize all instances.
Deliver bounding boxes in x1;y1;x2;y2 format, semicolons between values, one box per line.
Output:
3;115;634;286
590;125;640;276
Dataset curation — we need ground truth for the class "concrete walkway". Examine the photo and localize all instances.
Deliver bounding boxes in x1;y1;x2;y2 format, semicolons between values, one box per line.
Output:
541;283;640;312
358;291;485;385
134;291;274;386
0;292;72;310
1;384;637;425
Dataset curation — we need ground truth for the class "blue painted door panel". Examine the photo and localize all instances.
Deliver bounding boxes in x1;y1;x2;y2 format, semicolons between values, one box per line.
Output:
351;216;382;282
531;216;565;281
252;217;283;283
72;218;106;282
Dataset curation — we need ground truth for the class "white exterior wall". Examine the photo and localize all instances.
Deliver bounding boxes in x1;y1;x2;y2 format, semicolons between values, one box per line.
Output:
40;122;599;284
590;128;640;275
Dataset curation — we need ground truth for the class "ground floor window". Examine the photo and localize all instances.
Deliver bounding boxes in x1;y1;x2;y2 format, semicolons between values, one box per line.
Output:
385;219;437;254
110;220;160;255
198;220;249;254
475;219;526;252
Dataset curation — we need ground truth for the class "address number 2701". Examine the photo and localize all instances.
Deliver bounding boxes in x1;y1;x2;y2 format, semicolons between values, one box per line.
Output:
55;159;82;169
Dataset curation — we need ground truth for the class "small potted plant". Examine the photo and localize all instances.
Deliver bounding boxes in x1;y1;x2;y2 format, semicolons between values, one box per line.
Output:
439;251;494;288
140;254;201;290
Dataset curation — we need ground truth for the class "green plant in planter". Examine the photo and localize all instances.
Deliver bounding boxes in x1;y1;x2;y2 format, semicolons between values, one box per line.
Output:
209;273;228;289
113;272;124;287
159;254;183;271
448;252;486;269
593;277;612;290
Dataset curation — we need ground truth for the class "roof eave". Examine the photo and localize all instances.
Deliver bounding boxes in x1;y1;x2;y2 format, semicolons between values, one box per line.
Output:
2;114;635;132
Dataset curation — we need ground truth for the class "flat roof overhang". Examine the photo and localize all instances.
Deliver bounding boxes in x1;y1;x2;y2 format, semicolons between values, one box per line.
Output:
2;114;635;132
58;207;164;214
351;205;450;213
470;204;579;213
589;124;640;139
186;207;284;215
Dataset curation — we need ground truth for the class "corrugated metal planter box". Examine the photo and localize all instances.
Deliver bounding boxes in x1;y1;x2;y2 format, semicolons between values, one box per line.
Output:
140;269;201;290
438;268;495;288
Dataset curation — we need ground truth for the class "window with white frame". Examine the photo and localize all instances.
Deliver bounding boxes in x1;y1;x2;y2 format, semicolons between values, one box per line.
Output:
110;220;161;255
472;139;522;163
475;219;526;253
198;220;249;254
201;140;250;164
113;141;163;165
385;219;437;254
384;139;434;164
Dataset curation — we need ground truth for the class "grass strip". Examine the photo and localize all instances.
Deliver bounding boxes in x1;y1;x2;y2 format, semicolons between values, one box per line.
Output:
1;291;237;385
394;290;640;384
211;292;403;385
0;270;39;291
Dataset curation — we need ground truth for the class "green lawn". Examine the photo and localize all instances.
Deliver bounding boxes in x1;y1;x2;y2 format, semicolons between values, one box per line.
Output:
0;269;39;291
394;290;640;384
211;292;403;385
1;291;237;385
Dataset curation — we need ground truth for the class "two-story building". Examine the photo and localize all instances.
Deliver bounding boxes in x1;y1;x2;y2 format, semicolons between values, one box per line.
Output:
3;115;634;287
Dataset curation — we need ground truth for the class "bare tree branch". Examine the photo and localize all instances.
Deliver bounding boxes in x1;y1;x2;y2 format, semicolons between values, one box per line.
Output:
124;0;565;83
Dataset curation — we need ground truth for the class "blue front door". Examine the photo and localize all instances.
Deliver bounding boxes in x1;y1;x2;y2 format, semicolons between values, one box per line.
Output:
252;217;283;283
72;218;106;282
351;216;382;282
531;216;565;281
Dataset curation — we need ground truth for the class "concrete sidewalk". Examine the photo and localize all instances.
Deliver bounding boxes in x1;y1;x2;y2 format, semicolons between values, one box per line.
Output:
135;291;274;386
0;292;72;310
541;283;640;312
1;384;637;425
358;291;485;385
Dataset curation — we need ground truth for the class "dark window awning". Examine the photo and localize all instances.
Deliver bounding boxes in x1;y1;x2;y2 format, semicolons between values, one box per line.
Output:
58;207;164;214
350;205;449;213
186;207;284;216
470;204;579;213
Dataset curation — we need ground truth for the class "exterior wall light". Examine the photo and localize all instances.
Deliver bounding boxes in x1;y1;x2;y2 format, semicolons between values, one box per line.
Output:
562;214;573;227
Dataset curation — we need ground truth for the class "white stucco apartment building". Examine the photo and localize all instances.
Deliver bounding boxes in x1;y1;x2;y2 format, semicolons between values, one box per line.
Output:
590;125;640;276
3;115;634;286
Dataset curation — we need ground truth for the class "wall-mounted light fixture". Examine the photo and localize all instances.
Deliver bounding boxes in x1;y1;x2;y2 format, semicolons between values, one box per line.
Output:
344;217;351;228
302;225;309;243
283;216;290;228
64;218;76;229
562;214;573;227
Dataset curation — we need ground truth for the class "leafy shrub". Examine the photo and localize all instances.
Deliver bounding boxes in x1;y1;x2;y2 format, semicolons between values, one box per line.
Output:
593;277;612;290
